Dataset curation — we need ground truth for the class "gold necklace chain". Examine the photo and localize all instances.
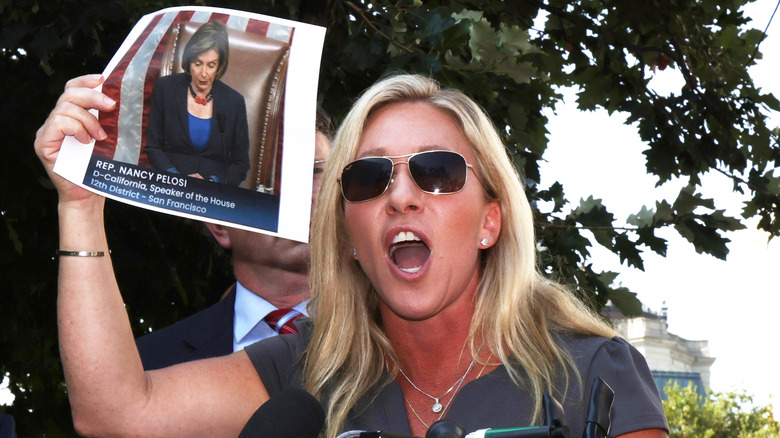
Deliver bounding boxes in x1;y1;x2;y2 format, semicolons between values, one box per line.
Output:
405;395;431;429
476;352;493;379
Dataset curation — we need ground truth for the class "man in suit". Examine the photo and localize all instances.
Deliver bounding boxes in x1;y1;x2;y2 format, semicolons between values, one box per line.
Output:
136;111;333;369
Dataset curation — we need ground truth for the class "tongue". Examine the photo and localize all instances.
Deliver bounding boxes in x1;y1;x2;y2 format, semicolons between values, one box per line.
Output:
392;243;430;270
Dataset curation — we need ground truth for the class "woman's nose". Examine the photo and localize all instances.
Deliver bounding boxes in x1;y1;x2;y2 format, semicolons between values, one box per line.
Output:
385;164;423;214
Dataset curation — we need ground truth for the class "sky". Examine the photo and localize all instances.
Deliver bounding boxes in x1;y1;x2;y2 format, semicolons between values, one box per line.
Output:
539;0;780;406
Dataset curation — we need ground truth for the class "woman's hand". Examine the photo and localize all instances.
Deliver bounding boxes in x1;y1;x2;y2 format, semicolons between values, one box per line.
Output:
34;74;116;206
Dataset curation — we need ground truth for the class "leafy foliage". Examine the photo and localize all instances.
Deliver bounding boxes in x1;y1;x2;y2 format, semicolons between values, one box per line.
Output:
664;383;780;437
1;0;778;434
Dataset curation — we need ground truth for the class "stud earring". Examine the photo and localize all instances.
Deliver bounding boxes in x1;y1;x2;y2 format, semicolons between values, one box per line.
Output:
480;238;489;247
352;247;358;258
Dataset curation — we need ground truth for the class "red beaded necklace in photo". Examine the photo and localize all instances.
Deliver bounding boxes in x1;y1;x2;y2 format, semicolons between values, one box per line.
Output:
188;83;213;105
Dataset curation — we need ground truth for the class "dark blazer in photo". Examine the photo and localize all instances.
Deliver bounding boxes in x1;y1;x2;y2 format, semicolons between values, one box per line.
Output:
145;73;250;186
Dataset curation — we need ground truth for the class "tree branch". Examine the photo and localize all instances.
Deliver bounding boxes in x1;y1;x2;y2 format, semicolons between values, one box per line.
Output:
344;1;414;54
714;166;758;192
543;224;641;231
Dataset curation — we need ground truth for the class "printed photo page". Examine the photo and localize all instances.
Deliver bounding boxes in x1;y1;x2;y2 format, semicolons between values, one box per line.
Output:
53;6;326;243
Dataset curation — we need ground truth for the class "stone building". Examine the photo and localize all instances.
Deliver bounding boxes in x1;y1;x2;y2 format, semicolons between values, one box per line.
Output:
606;304;715;399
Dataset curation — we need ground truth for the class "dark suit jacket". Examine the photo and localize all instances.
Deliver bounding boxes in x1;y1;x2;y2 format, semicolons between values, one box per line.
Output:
0;412;16;438
145;73;250;186
136;286;236;370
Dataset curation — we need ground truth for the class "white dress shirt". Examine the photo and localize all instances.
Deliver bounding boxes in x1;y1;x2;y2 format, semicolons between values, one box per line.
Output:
232;281;309;352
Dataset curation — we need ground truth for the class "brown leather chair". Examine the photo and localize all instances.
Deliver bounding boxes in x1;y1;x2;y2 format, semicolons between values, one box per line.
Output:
159;21;290;194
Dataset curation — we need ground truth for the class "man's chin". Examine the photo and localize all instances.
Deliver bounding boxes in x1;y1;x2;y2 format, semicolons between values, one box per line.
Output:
282;244;311;267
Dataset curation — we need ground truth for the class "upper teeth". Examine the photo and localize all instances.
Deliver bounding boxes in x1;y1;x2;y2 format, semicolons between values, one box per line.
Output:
392;231;421;244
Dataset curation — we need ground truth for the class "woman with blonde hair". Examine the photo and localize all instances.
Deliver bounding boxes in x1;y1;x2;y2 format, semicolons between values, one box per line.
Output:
35;73;667;437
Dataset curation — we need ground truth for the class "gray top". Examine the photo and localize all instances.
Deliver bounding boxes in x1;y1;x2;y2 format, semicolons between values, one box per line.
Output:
246;319;668;437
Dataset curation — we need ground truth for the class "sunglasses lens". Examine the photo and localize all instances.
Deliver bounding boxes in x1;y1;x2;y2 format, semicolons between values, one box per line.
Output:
409;151;468;194
341;158;393;202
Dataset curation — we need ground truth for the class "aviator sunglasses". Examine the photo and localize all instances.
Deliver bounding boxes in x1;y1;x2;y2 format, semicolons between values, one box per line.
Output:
339;150;475;203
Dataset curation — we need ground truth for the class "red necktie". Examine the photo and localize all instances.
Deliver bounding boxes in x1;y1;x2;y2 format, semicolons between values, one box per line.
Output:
265;309;302;334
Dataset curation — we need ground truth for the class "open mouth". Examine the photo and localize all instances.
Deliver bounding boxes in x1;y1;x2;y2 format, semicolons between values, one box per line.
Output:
389;231;431;274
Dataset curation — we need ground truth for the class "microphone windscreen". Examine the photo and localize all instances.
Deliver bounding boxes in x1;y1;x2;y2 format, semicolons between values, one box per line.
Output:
238;388;325;438
426;420;466;438
359;433;420;438
336;431;366;438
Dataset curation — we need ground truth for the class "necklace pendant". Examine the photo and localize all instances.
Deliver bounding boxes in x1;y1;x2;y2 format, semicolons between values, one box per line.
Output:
432;400;443;413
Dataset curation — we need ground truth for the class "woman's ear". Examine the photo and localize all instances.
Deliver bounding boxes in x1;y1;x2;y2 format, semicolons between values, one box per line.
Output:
479;201;502;248
204;223;233;250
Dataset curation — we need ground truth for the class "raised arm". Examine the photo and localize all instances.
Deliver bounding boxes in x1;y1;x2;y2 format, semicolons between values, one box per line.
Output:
35;75;268;437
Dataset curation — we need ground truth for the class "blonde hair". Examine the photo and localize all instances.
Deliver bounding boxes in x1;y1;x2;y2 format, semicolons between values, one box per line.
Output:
305;74;616;437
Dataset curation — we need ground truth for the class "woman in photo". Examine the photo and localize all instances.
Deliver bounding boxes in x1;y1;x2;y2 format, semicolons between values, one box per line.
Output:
35;73;668;438
145;21;250;186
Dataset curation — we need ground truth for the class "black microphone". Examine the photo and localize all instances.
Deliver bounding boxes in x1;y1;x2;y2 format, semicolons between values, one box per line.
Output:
581;377;613;438
336;419;465;438
216;111;228;183
238;388;325;438
427;420;467;438
336;432;420;438
217;111;226;135
464;393;569;438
